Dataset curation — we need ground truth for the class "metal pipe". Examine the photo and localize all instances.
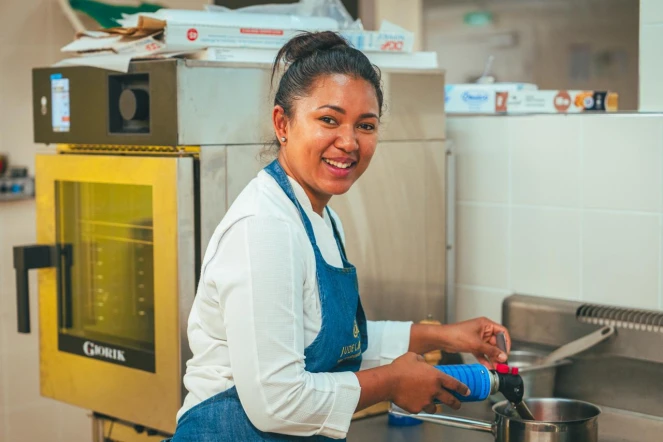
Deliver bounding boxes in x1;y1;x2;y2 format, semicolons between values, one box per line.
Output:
389;404;494;433
445;141;456;325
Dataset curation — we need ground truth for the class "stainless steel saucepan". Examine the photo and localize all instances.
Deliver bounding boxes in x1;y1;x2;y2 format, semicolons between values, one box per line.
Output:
390;398;601;442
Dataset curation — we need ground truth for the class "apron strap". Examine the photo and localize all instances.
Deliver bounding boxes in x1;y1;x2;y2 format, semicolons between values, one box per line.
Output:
264;160;318;246
325;207;349;263
265;160;350;262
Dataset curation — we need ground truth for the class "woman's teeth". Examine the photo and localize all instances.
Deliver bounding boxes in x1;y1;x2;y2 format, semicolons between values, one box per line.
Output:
323;159;352;169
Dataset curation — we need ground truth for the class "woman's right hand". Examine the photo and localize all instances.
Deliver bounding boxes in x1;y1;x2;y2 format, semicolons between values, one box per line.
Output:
387;352;470;414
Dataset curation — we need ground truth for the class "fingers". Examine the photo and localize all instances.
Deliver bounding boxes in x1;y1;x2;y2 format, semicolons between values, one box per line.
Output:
439;374;470;397
474;353;493;369
423;403;437;414
434;391;461;411
475;317;513;352
485;319;512;353
496;327;512;353
480;342;507;363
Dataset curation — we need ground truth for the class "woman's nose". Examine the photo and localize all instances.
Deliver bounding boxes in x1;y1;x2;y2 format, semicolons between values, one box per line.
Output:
335;126;359;152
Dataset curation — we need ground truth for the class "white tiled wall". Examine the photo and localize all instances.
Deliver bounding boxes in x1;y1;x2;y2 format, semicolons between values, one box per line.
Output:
582;211;660;308
641;0;663;23
452;118;510;203
457;205;509;288
510;117;582;207
448;114;663;323
582;116;662;211
456;286;511;324
511;207;581;300
0;1;210;441
640;0;663;111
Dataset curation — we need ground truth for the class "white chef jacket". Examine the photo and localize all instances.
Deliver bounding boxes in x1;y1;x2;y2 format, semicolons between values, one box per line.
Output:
178;169;412;439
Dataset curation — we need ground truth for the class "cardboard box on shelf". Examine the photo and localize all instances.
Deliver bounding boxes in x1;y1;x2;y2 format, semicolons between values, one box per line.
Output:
445;88;618;114
57;15;427;72
445;83;538;95
62;16;414;55
189;46;437;70
445;83;538;113
161;22;414;53
497;90;618;113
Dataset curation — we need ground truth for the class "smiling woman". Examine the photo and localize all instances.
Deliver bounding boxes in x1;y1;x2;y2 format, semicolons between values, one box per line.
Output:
271;32;383;215
165;31;511;442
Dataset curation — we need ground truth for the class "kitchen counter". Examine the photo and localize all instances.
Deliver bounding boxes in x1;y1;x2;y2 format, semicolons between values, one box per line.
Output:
347;401;663;442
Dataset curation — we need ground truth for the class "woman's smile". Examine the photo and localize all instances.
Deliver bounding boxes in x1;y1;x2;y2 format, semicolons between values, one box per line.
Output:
322;156;357;177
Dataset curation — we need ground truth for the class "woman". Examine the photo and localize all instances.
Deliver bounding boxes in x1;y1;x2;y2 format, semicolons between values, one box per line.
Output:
169;31;511;441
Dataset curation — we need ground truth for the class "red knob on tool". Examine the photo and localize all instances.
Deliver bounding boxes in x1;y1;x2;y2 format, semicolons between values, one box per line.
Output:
511;366;519;375
496;363;510;374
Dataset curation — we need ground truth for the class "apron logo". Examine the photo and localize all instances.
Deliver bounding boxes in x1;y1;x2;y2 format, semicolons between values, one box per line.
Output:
339;321;361;359
339;342;361;358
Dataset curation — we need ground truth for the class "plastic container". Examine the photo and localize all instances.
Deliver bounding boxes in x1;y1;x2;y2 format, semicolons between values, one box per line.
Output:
435;363;494;402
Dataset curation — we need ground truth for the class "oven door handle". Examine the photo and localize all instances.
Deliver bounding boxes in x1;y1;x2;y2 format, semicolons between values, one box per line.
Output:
13;244;73;334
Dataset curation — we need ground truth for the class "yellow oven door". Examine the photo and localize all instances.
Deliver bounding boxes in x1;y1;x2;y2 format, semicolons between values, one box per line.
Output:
33;153;194;433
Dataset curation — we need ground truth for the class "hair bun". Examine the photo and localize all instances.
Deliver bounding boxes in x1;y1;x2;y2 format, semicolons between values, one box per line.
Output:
270;29;384;129
277;31;349;65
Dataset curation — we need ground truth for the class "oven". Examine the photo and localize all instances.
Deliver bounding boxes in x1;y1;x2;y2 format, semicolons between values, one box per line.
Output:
14;152;194;432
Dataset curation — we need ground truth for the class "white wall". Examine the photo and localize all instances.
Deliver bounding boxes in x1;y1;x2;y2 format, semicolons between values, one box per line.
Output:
0;1;91;439
448;113;663;323
423;0;639;110
640;0;663;111
0;2;210;441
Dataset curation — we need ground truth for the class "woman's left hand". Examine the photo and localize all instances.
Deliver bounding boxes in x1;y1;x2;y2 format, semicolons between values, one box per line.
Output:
438;317;510;368
410;317;511;368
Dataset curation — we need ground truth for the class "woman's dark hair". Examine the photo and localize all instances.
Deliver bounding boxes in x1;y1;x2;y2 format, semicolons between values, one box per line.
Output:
271;31;384;120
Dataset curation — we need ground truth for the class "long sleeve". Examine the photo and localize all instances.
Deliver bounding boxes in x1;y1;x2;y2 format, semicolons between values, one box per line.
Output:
360;321;413;370
214;216;361;439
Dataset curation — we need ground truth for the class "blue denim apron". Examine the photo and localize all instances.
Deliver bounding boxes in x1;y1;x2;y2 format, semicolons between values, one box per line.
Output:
167;159;368;441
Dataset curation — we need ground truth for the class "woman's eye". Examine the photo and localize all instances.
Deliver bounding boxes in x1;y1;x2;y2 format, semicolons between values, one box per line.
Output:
359;123;375;131
320;116;337;125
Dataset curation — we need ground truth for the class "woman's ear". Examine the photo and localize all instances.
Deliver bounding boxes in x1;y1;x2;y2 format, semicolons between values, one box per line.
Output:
272;105;288;144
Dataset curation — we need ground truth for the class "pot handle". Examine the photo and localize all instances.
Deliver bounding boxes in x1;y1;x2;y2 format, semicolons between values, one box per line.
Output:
389;404;494;434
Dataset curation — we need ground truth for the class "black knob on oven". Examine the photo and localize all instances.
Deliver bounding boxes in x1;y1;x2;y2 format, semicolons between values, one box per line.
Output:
119;88;150;121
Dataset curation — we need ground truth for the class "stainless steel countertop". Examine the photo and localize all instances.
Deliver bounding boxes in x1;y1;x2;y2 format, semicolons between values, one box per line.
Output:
347;401;663;442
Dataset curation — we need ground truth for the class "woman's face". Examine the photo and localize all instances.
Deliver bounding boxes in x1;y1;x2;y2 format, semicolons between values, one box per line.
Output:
274;73;380;213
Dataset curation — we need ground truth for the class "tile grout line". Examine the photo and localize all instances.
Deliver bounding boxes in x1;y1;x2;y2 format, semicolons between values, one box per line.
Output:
457;200;663;217
456;283;512;294
659;213;662;311
579;117;585;302
506;117;513;295
659;120;663;311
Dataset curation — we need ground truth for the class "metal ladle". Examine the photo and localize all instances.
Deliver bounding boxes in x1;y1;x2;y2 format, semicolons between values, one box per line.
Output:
536;325;615;366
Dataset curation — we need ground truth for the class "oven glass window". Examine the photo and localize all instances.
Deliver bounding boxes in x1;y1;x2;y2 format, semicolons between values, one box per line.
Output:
55;181;155;372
